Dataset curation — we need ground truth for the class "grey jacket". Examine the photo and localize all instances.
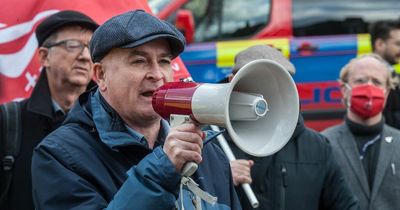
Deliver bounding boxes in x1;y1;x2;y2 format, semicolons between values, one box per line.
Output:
322;123;400;210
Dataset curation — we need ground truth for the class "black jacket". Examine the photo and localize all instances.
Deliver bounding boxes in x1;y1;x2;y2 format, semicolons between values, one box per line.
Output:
383;84;400;129
0;70;95;210
223;115;359;210
0;70;64;210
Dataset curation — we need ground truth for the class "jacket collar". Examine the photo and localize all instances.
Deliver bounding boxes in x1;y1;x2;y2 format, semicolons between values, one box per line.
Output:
339;123;371;198
90;89;169;151
26;69;54;119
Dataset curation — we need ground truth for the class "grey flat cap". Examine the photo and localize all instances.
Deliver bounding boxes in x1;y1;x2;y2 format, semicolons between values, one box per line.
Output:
232;45;296;75
90;10;185;62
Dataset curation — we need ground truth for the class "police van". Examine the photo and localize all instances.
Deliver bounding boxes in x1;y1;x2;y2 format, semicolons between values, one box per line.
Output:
149;0;400;130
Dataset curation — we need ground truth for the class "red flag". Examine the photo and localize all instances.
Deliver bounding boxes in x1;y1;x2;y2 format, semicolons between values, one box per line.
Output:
0;0;190;104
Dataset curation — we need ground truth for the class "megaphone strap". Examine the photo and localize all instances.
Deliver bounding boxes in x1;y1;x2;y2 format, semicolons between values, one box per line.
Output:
178;176;218;210
203;129;226;146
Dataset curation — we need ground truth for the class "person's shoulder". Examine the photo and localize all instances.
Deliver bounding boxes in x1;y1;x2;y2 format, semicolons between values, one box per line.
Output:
304;127;326;138
384;124;400;139
320;123;345;139
293;127;332;151
384;124;400;132
279;127;334;163
33;123;101;177
295;127;329;144
37;122;91;151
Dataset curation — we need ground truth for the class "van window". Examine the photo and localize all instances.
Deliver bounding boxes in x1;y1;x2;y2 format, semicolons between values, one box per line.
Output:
293;0;400;36
149;0;271;42
148;0;170;15
184;0;271;42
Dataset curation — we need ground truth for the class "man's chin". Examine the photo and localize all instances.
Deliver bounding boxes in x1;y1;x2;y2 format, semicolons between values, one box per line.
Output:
149;111;162;120
68;77;92;87
140;113;162;124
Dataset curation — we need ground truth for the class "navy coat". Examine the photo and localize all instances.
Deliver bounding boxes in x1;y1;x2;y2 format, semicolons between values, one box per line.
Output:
31;89;241;210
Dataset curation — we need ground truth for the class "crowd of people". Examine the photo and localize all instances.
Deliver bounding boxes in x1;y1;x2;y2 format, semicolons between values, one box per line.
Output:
0;8;399;210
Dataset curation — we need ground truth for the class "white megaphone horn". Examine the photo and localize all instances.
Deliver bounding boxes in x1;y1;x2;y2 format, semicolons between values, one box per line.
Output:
153;59;299;208
153;59;299;156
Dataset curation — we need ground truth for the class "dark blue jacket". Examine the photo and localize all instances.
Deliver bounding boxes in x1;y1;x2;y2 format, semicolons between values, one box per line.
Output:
31;89;241;210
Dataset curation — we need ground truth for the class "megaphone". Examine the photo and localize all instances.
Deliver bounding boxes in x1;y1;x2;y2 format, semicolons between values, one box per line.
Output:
153;59;299;156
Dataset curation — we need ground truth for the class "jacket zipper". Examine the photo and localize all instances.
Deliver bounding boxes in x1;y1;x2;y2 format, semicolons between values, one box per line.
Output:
281;165;287;210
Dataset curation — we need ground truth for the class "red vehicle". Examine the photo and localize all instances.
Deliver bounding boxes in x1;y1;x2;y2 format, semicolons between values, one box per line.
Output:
149;0;400;131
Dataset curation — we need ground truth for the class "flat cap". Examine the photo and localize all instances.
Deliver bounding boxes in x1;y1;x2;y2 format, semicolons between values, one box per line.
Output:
90;10;186;62
232;45;296;75
36;10;99;47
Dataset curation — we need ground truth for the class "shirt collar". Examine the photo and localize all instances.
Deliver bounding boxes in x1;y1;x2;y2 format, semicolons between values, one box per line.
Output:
124;119;170;148
51;98;65;115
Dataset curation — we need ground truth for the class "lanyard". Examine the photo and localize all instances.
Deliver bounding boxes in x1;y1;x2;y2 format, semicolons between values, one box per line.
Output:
359;134;381;160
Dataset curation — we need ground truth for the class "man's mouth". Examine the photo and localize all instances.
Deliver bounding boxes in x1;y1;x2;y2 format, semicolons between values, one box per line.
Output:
142;90;155;97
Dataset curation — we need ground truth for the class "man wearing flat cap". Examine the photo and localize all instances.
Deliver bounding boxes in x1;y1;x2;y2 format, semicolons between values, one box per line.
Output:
224;45;359;210
0;10;98;210
31;10;241;210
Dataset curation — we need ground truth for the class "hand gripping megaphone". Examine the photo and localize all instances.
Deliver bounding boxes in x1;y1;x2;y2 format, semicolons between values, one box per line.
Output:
152;59;299;156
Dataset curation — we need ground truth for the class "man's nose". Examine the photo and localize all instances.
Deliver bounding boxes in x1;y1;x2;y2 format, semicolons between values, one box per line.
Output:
366;79;374;85
146;63;165;81
77;46;91;61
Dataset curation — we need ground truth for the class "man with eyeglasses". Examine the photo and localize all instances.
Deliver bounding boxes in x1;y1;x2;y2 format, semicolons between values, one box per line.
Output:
322;54;400;210
0;10;98;210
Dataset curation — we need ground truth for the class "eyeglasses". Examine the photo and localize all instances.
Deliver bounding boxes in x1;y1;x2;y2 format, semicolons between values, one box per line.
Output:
44;39;88;54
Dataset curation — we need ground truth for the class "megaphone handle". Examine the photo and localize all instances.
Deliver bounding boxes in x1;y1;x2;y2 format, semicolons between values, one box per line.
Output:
170;114;199;177
210;125;259;208
181;162;198;177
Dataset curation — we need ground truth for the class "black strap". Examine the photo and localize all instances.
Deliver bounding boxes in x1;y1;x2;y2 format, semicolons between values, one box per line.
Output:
0;101;22;207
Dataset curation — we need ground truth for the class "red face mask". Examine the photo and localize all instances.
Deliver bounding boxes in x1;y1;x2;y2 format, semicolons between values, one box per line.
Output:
348;84;385;119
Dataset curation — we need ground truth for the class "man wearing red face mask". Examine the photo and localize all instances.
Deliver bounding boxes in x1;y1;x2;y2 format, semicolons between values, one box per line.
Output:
322;54;400;210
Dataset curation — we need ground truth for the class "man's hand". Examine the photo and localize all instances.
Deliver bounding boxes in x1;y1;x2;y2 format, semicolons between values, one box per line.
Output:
163;123;204;173
230;159;254;186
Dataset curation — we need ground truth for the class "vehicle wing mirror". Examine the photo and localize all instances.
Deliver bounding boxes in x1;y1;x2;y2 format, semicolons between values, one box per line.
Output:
175;9;195;44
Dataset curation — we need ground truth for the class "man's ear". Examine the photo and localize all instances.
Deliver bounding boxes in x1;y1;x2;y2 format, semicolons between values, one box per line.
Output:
384;86;391;97
339;82;346;92
38;47;49;67
94;63;107;91
375;38;386;51
339;82;350;107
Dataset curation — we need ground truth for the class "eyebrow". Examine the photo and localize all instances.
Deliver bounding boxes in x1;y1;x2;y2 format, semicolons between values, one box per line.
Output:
127;49;173;59
350;75;385;83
